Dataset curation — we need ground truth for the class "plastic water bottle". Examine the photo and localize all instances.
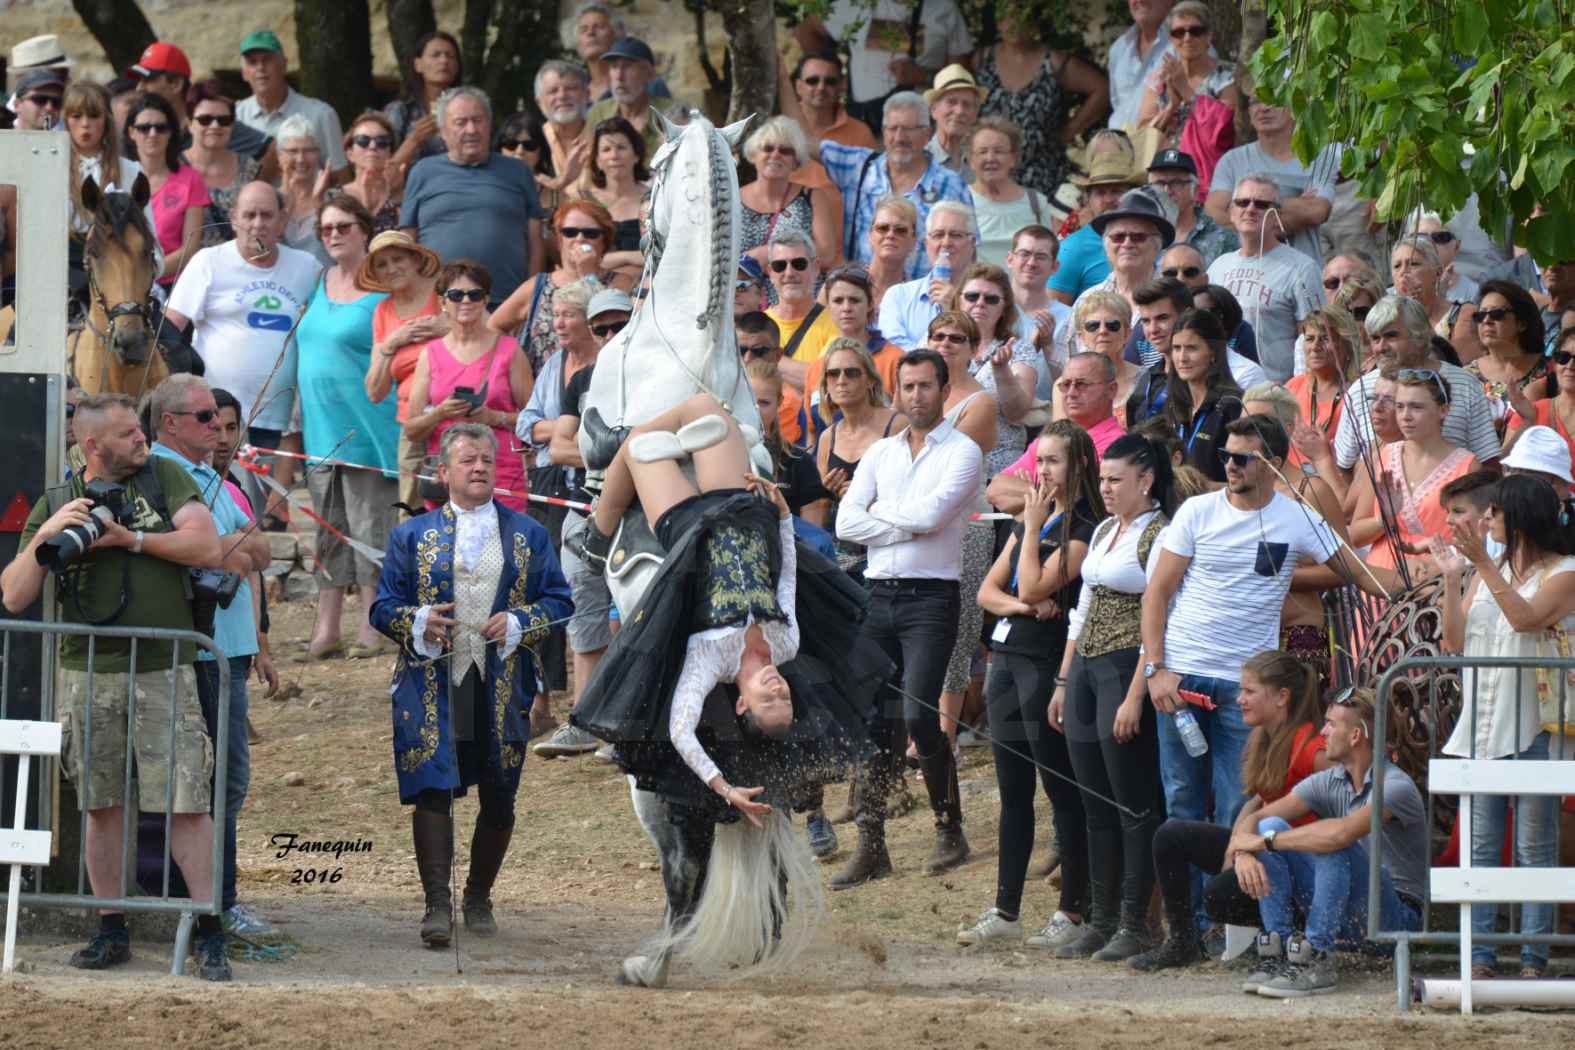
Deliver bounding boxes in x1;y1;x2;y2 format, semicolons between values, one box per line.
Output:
933;250;952;286
1174;708;1208;757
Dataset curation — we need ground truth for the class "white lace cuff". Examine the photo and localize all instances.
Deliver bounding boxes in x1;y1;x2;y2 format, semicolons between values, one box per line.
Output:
501;613;524;660
411;606;441;659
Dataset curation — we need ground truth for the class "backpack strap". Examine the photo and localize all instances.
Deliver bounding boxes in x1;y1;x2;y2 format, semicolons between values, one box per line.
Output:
131;460;174;528
1027;187;1044;225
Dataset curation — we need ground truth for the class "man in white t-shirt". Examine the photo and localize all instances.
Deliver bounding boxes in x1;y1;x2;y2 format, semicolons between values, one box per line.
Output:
165;181;320;515
1141;414;1398;841
1207;175;1325;383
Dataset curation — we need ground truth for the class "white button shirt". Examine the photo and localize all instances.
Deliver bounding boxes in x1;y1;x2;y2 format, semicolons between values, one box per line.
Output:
835;420;984;581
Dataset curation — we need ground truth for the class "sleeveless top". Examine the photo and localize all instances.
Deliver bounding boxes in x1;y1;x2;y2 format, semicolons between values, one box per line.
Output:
1467;354;1548;427
822;414;898;568
425;334;528;511
976;48;1069;197
200;153;261;249
945;389;993;515
991;501;1097;658
521;271;615;379
1077;511;1168;658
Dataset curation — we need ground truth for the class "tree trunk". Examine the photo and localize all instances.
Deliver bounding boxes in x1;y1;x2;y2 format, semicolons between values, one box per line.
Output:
717;0;777;126
386;0;438;102
1234;0;1269;143
474;2;561;120
1207;0;1243;61
460;0;494;90
69;0;157;76
294;0;374;124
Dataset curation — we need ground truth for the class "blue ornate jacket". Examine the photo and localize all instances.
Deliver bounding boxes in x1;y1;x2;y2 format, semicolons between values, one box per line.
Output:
370;501;572;800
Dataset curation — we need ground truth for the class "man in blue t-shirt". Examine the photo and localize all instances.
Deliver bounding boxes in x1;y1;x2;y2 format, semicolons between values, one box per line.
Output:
1049;155;1139;305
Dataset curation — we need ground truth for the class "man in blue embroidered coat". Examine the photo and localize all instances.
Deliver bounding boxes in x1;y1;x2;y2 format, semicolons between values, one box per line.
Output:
371;423;572;948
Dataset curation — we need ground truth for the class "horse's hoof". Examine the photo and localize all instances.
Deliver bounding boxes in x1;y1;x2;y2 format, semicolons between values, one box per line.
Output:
582;407;630;471
617;953;669;988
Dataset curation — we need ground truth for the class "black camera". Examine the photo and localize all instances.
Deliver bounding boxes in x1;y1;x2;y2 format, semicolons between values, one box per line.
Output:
36;479;136;571
189;569;243;640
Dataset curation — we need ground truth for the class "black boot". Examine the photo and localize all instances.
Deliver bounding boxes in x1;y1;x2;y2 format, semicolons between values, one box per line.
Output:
412;808;454;948
1127;885;1203;972
1055;827;1119;959
580;407;631;470
917;746;969;876
568;516;615;571
462;823;514;935
830;756;893;889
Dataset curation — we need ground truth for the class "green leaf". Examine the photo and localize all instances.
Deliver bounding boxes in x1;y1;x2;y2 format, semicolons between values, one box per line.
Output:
1310;11;1339;51
1531;146;1575;197
1510;151;1530;190
1349;15;1390;62
1453;4;1490;52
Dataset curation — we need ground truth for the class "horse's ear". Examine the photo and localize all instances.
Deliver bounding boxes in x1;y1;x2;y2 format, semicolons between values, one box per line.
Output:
649;106;680;144
129;173;151;209
81;175;102;214
719;115;752;150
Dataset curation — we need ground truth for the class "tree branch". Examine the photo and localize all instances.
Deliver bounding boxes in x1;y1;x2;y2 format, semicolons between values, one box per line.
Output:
69;0;157;75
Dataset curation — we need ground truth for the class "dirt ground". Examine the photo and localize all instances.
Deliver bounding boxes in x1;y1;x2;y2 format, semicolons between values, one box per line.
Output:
5;580;1572;1047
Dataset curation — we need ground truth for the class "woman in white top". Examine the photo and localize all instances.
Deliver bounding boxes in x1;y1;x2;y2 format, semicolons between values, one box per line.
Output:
1047;432;1176;962
64;81;145;237
1436;474;1575;978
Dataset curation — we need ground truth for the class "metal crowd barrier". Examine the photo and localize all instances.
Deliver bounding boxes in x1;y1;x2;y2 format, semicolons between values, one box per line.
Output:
0;620;227;975
1370;654;1575;1012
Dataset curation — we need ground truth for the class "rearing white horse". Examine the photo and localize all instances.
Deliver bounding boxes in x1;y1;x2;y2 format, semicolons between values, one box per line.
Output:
578;108;767;616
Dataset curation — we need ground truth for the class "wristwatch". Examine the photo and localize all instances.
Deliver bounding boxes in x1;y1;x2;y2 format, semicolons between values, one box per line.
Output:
1143;660;1165;679
1263;829;1279;852
131;530;145;554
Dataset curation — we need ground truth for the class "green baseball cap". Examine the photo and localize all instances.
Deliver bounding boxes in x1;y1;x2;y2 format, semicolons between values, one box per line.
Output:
239;30;284;56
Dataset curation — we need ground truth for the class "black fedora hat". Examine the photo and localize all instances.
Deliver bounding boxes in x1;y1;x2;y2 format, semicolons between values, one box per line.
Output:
1090;186;1176;248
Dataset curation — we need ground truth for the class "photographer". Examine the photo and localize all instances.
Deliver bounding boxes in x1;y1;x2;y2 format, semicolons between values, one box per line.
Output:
150;375;274;936
0;392;232;982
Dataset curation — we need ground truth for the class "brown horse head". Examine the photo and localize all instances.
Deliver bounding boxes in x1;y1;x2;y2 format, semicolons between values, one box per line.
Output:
81;173;158;368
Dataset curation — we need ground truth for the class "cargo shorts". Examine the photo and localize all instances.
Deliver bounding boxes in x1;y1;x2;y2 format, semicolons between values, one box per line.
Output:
58;664;214;813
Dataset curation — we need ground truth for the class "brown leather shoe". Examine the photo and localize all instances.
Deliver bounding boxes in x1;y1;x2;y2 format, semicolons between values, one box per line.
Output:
925;822;970;876
828;827;892;890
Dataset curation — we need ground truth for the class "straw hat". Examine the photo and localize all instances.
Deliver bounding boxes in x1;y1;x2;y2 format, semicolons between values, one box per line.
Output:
1071;152;1141;189
10;35;73;73
356;230;442;291
924;63;987;107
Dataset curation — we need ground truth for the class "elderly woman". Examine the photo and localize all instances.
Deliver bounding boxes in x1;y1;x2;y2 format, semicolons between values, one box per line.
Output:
293;194;394;659
740;116;839;273
1390;235;1480;362
491;199;630;379
1137;2;1238;176
1065;290;1141;424
515;279;601;528
947;262;1041;471
1471;278;1550;431
1406;210;1479;303
125;92;206;287
183;81;259;249
405;260;533;513
968;117;1048;268
578;116;649;254
340;111;404;232
973;2;1108;197
863;194;920;311
386;30;463;170
361;230;449;512
277;114;332;266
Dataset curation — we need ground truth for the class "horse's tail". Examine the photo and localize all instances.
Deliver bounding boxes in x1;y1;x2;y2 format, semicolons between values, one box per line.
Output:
653;809;823;977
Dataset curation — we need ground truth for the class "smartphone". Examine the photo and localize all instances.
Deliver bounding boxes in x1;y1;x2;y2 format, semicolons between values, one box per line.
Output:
452;385;482;410
1178;689;1211;709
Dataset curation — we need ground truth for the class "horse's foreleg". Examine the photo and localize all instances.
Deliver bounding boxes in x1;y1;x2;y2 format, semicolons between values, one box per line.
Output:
621;786;715;988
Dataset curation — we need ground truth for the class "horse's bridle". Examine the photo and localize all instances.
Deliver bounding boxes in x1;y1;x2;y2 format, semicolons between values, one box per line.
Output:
82;221;158;363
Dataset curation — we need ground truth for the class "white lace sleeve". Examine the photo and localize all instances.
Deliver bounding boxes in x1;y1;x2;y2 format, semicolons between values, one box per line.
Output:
411;606;441;658
766;516;800;663
669;630;748;787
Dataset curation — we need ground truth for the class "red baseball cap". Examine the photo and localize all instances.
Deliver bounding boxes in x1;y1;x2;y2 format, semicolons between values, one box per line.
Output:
130;42;192;80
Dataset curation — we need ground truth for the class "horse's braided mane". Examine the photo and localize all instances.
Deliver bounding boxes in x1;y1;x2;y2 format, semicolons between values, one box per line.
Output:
699;124;730;330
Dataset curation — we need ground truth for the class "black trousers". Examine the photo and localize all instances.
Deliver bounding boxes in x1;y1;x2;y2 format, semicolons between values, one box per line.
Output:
1063;647;1163;932
412;670;517;829
1151;819;1262;929
861;579;960;759
984;652;1087;919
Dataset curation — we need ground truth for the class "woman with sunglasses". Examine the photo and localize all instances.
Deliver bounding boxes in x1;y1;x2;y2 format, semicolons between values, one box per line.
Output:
928;311;999;748
1505;326;1575;469
1136;2;1238;157
814;337;903;569
64;82;145;238
1349;365;1476;576
578;117;650;257
947;262;1041;475
1163;307;1243;482
491;200;629;380
1436;473;1575;979
1284;304;1362;480
1470;278;1551;433
864;195;920;311
406;259;533;514
340;112;404;234
386;30;463;170
1406;211;1478;304
293;194;397;660
1390;235;1481;364
125;92;207;288
276;115;333;267
1067;291;1141;425
739;117;839;279
959;422;1102;950
1329;270;1383;351
183;81;258;250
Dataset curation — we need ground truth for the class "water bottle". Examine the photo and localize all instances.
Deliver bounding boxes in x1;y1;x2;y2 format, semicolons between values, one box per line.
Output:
933;250;952;286
1174;708;1209;758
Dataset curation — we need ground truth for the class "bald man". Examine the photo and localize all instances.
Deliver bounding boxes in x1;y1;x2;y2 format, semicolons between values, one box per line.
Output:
164;182;320;515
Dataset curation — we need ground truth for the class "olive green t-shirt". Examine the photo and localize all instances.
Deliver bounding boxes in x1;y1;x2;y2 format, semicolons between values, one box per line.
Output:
19;457;204;672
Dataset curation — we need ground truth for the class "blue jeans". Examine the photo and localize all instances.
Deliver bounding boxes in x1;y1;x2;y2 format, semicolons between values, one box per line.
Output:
1469;732;1558;967
1256;816;1421;951
195;656;251;911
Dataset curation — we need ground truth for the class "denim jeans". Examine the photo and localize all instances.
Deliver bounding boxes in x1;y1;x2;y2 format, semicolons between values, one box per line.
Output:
1255;816;1422;951
862;579;960;759
1155;674;1252;830
1468;732;1558;967
195;656;251;911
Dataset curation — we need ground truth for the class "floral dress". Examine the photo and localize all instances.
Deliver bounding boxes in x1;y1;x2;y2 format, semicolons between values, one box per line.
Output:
977;48;1070;198
1467;355;1548;431
741;192;815;307
970;338;1043;477
200;153;261;249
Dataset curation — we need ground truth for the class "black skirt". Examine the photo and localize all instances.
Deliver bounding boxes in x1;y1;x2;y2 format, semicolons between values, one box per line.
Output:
573;490;891;818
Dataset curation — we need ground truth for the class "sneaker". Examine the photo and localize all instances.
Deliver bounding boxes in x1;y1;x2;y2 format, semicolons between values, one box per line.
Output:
1052;925;1109;959
957;907;1023;946
1241;931;1285;994
222;902;274;936
1026;911;1083;950
955;728;990;748
805;813;838;858
194;931;233;982
69;928;131;970
593;743;617;763
1257;935;1336;998
1128;933;1203;972
532;723;601;758
1090;926;1148;962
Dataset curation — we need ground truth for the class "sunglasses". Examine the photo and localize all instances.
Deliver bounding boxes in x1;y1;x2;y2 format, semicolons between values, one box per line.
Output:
758;143;797;157
1473;307;1513;324
193;113;235;127
1082;319;1124;333
65;403;77;419
352;133;394;150
498;138;540;152
23;93;62;108
1424;230;1456;245
1233;197;1274;210
1162;266;1203;279
444;288;487;303
872;222;912;237
591;320;627;338
1169;24;1209;38
1397;366;1449;400
1351;305;1372;322
1327;688;1372;738
825;366;863;381
770;257;810;273
930;331;971;345
1218;449;1258;469
1106;231;1150;245
962;291;1002;306
169;408;219;424
1552;349;1575;367
559;226;604;240
739;344;776;358
1056;378;1100;392
800;74;841;87
828;264;871;284
319;221;359;238
132;121;171;135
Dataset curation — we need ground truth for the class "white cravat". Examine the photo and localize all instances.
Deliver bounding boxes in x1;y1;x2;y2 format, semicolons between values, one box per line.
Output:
449;500;499;572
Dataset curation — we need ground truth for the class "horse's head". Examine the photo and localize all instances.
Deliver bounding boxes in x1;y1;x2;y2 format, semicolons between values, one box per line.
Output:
82;173;158;367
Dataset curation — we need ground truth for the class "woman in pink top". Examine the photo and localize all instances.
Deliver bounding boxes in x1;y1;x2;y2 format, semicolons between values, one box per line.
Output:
403;259;533;511
125;93;208;287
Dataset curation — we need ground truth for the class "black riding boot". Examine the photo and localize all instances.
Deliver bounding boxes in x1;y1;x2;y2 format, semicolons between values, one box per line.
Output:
918;745;969;876
412;807;454;948
462;823;514;935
